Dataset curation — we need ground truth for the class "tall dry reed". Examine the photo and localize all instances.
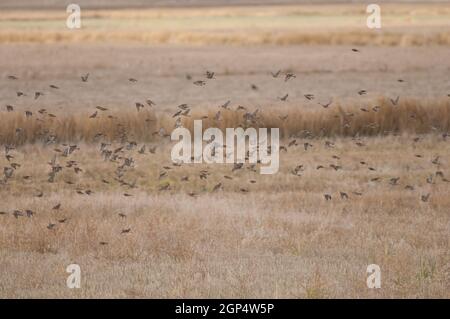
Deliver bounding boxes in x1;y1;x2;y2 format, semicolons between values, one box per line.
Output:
1;98;449;146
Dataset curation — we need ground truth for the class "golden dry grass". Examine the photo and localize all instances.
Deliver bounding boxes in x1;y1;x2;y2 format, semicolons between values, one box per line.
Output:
1;29;450;46
2;97;450;146
1;4;450;46
0;135;449;298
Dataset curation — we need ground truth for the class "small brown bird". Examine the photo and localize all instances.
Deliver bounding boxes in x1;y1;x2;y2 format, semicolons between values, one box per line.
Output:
193;80;206;86
304;142;313;151
389;177;400;185
121;228;131;234
81;73;89;82
4;167;14;179
279;94;289;101
13;210;23;218
212;183;222;192
271;70;281;78
358;90;367;96
232;163;243;172
285;73;296;82
318;100;332;108
136;102;144;112
340;192;348;199
421;194;430;202
220;100;231;109
324;194;332;201
390;96;400;106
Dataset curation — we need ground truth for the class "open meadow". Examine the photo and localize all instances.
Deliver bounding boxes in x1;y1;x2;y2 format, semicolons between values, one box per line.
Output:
0;2;449;298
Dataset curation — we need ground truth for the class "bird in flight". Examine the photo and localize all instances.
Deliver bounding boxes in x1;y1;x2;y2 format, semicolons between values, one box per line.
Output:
340;192;348;199
285;73;296;82
390;96;400;105
318;100;332;108
136;102;144;111
271;70;281;78
81;73;89;82
220;100;231;109
193;80;206;86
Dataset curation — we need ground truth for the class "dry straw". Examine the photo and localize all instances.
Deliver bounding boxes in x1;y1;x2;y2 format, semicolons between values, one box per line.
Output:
1;97;449;146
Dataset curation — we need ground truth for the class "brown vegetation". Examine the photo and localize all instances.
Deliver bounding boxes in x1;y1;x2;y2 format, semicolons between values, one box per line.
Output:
2;98;450;146
1;4;449;46
1;135;449;298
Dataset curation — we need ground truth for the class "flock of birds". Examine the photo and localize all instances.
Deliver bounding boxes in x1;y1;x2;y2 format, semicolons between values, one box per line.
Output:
1;48;450;243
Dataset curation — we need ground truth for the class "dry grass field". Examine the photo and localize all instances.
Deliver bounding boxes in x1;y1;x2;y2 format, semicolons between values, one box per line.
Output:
0;2;449;298
1;135;449;298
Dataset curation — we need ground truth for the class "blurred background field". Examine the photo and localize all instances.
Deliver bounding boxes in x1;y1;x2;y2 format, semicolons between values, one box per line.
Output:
0;3;450;45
